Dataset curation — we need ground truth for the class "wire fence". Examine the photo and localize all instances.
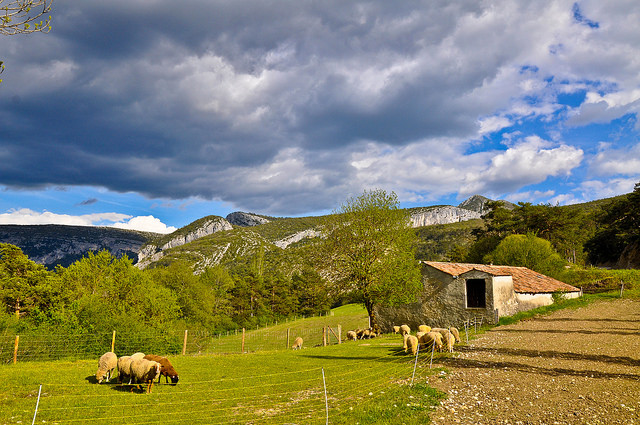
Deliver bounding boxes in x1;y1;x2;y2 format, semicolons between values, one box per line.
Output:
3;339;460;425
0;323;350;364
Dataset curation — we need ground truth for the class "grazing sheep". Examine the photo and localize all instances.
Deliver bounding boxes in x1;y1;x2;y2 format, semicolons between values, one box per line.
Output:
129;358;161;393
402;333;409;350
393;326;400;334
418;325;431;334
346;330;357;341
419;331;443;351
96;352;117;384
117;355;132;385
449;326;461;343
292;337;303;350
399;324;411;336
144;354;179;385
130;352;145;361
442;331;456;353
416;331;426;341
405;335;419;355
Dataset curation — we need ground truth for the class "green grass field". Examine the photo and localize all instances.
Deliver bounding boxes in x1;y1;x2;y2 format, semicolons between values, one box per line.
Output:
0;305;449;424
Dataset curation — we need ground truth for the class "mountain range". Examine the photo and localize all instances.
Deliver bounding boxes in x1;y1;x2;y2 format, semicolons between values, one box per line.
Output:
0;195;509;270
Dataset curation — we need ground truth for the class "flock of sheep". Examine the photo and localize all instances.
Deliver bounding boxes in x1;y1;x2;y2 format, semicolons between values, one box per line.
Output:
393;324;461;355
96;351;179;394
94;325;457;386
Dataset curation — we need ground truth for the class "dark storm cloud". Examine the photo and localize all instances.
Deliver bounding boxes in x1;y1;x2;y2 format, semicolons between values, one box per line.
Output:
1;1;639;214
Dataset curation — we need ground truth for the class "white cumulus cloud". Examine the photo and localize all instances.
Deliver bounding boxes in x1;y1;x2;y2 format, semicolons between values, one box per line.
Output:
112;216;177;234
0;209;176;234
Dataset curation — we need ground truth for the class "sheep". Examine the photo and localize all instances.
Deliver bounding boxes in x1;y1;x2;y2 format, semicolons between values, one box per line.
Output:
96;351;117;384
402;333;410;350
416;331;426;341
449;326;461;343
129;358;161;393
418;325;431;334
399;324;410;336
130;352;145;361
292;336;303;350
442;330;456;353
393;325;401;334
346;330;357;341
419;331;443;351
144;354;179;385
117;355;132;385
405;335;419;355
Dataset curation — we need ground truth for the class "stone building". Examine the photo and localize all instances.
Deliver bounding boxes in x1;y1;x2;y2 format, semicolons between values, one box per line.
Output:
375;261;581;331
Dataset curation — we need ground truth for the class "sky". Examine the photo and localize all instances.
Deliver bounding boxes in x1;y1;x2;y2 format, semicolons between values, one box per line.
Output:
1;0;639;233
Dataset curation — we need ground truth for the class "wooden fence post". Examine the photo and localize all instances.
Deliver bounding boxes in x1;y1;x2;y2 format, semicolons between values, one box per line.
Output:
242;328;245;353
111;331;116;353
182;330;188;355
323;327;327;347
338;325;342;344
286;328;290;349
13;335;19;364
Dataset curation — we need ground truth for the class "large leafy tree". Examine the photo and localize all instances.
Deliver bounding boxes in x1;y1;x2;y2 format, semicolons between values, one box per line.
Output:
318;189;422;328
0;243;60;318
585;181;640;266
484;233;566;277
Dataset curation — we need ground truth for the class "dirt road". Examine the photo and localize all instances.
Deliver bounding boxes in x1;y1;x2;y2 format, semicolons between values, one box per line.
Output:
426;298;640;424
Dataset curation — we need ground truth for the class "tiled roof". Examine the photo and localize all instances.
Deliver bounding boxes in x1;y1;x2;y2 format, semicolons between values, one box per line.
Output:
424;261;580;294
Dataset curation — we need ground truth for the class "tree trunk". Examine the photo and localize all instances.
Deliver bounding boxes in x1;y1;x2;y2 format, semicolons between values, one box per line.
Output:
364;299;378;329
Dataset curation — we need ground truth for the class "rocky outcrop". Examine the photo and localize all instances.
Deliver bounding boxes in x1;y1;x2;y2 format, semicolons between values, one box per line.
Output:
409;206;481;228
136;217;232;269
274;229;322;249
458;194;516;215
226;212;271;227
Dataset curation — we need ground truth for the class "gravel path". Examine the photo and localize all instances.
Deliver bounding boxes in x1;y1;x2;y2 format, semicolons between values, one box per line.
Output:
425;298;640;425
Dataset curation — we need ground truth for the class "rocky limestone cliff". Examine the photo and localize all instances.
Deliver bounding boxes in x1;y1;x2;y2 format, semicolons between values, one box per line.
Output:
409;206;481;227
136;217;232;269
226;212;271;227
274;229;322;249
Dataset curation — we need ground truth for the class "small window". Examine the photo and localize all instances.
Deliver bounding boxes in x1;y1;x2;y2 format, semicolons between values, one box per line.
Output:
466;279;486;308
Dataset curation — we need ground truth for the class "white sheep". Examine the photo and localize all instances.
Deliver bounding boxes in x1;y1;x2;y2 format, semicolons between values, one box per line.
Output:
405;335;419;355
117;355;132;385
292;337;303;350
442;330;455;353
96;351;117;383
130;352;145;361
416;331;426;341
418;325;431;334
393;325;401;334
399;324;411;336
402;333;410;350
449;326;461;343
419;331;443;351
129;358;161;393
346;330;357;341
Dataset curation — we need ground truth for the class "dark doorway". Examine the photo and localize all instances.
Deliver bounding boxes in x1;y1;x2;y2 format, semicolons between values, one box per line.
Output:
466;279;486;308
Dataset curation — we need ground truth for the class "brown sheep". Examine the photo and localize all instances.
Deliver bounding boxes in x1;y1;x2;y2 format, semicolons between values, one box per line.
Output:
144;354;179;385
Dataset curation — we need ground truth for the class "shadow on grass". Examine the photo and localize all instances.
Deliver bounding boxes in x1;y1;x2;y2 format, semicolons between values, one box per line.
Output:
301;346;414;362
